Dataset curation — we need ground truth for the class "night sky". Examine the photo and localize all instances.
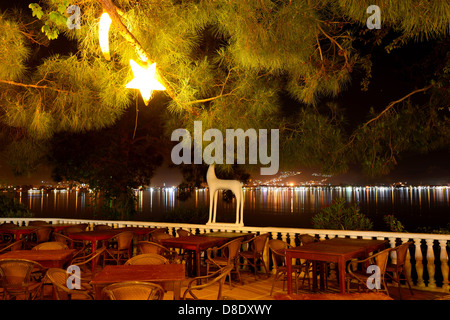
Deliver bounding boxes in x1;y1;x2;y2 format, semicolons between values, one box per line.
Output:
0;1;448;187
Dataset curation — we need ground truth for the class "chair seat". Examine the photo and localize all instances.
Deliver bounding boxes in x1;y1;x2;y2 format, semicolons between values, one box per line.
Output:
239;251;260;259
347;270;371;282
208;257;229;266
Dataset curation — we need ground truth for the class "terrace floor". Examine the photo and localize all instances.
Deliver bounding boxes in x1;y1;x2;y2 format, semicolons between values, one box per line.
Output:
161;269;449;301
37;266;449;301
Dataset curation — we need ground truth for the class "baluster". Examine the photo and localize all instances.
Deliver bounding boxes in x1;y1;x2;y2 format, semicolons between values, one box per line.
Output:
318;234;327;241
426;239;436;288
289;233;297;247
414;239;425;287
439;240;449;291
402;237;413;287
389;237;397;277
280;232;288;243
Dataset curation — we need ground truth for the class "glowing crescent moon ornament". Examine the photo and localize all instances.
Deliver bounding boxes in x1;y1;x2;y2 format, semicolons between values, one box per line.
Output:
125;59;166;105
99;12;112;60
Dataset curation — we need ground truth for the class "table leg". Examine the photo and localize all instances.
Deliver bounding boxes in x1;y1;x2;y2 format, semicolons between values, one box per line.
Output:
338;258;345;294
94;284;102;300
91;241;98;275
286;252;292;294
196;250;201;282
173;281;181;300
319;262;325;290
312;261;318;291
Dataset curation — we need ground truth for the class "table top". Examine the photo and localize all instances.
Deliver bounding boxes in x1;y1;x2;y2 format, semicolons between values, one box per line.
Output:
68;227;155;241
274;292;393;300
287;238;387;261
288;238;386;254
90;264;185;285
68;230;119;241
0;249;76;267
114;227;156;235
0;226;37;233
325;237;387;250
200;232;254;241
160;235;231;251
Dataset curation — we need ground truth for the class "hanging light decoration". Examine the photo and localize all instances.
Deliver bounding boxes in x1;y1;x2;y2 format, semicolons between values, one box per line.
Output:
125;59;166;105
99;12;112;60
98;8;166;105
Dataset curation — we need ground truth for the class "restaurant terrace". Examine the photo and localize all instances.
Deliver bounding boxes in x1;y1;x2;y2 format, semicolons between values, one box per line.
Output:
1;217;449;301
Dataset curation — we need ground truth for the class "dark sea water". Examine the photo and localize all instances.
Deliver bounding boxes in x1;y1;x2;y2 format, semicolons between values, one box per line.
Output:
14;185;450;232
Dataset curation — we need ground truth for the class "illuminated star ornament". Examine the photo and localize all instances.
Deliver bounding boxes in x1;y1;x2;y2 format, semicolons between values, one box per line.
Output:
125;59;166;105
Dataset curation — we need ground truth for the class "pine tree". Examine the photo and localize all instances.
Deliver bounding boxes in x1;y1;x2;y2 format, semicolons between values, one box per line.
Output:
0;0;448;181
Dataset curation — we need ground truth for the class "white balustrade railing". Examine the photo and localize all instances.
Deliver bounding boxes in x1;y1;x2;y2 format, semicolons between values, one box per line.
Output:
1;217;449;293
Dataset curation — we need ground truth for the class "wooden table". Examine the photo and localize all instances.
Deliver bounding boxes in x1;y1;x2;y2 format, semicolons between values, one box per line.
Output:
48;224;78;233
90;264;185;300
0;249;76;268
200;232;255;241
0;226;37;241
115;226;155;238
286;238;387;294
68;230;118;252
160;235;231;277
274;292;393;300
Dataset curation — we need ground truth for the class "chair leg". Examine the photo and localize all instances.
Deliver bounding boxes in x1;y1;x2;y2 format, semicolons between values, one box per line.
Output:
270;272;279;296
235;262;242;285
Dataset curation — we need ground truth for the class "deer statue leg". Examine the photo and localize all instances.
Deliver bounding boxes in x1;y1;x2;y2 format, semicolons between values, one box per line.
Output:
208;187;215;224
240;188;244;225
214;190;219;224
234;190;240;225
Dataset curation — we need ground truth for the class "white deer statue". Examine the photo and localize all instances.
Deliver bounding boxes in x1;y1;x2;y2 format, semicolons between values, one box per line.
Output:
206;164;244;227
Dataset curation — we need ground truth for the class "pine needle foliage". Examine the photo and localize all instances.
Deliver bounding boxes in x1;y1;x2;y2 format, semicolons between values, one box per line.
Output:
0;0;448;180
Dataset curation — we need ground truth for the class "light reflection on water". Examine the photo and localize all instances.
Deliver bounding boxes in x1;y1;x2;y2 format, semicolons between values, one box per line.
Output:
15;186;450;230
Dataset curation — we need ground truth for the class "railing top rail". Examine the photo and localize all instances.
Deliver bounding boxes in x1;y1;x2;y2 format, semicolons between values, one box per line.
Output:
1;217;450;241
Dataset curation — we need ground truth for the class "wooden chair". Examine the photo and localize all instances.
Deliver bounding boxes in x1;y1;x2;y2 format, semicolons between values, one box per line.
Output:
32;241;69;250
93;224;112;231
70;247;106;279
45;268;94;300
25;226;52;249
238;233;269;279
177;228;194;237
151;232;173;244
102;281;165;300
385;241;414;299
346;247;392;295
53;232;86;257
176;229;195;263
268;239;306;295
137;241;179;263
63;226;86;235
298;234;324;289
75;223;89;231
182;265;233;300
0;259;46;300
124;253;169;265
28;220;49;226
0;239;25;253
206;238;243;288
0;223;16;228
103;231;134;266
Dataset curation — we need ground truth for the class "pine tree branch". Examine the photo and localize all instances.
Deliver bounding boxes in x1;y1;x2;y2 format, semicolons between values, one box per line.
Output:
0;79;71;94
346;84;434;147
184;92;234;105
317;24;349;70
361;84;433;128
